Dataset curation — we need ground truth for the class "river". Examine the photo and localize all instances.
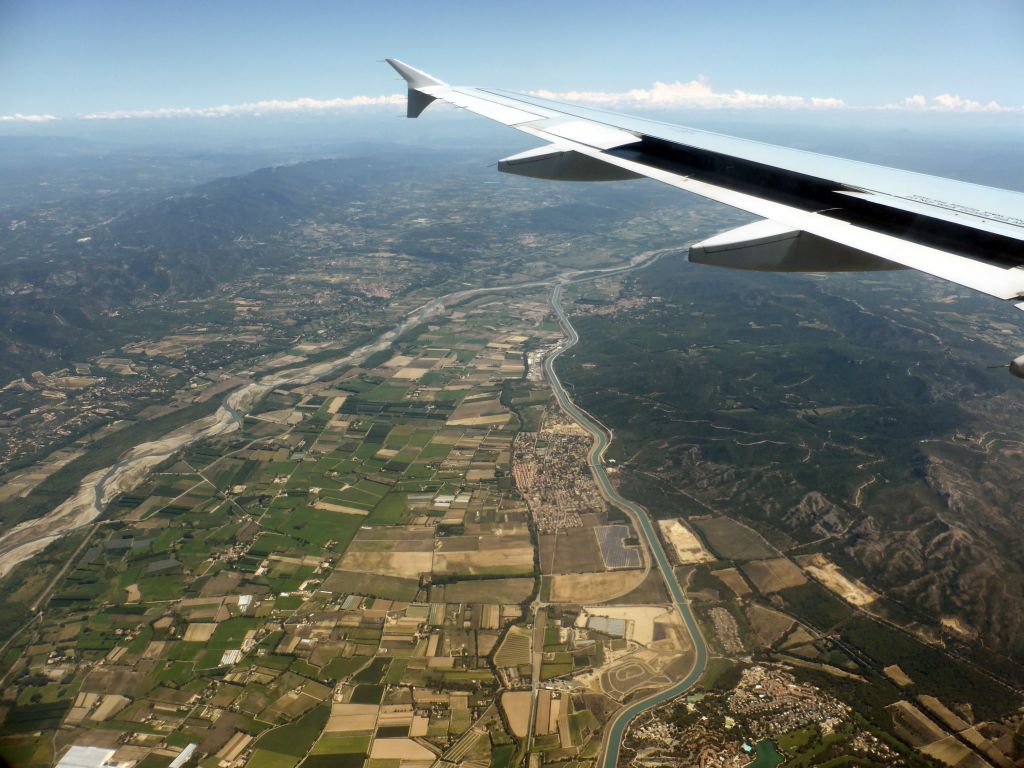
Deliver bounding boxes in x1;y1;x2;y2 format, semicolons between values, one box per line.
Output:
543;275;709;768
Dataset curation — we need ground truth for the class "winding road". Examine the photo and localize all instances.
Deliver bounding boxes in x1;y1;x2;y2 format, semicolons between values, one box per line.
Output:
543;278;709;768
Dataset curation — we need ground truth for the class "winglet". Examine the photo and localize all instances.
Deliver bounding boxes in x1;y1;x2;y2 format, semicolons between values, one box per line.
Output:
385;59;445;89
385;59;446;118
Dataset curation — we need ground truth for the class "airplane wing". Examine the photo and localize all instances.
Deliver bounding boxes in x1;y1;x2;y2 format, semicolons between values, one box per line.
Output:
385;59;1024;374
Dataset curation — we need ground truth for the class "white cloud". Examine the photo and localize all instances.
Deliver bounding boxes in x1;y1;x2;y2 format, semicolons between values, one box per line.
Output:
0;113;60;122
530;78;847;110
810;97;847;109
886;93;1020;113
81;93;404;120
6;81;1019;123
530;79;1023;114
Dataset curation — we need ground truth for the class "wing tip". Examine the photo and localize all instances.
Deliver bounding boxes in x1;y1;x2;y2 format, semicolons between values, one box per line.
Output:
385;59;446;89
385;59;445;118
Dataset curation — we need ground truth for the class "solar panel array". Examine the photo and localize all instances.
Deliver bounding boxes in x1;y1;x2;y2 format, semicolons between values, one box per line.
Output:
595;524;642;569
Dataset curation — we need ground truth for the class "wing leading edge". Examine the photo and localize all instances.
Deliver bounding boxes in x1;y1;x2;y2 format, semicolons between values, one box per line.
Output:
385;59;1024;375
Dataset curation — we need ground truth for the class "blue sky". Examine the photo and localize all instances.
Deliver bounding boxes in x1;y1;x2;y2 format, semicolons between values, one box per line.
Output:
1;0;1022;121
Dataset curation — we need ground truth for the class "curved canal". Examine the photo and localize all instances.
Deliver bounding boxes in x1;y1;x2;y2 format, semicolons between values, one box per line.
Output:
543;281;709;768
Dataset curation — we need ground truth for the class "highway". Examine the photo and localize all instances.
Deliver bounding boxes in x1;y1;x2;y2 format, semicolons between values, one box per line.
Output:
544;280;709;768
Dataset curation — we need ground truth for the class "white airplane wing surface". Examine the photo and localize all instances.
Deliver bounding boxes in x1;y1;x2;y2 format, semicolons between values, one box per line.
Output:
385;59;1024;373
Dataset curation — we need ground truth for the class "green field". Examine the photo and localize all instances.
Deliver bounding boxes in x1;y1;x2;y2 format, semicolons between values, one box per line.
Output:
253;705;330;757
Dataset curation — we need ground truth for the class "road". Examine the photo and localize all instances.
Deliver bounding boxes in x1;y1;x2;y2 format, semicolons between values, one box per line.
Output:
526;608;548;753
543;278;709;768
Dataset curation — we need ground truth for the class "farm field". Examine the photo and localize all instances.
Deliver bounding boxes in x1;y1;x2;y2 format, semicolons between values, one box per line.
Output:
691;517;779;562
710;567;753;597
741;557;808;594
539;527;607;574
431;578;534;604
0;288;574;768
500;691;532;738
548;570;647;604
745;604;796;647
